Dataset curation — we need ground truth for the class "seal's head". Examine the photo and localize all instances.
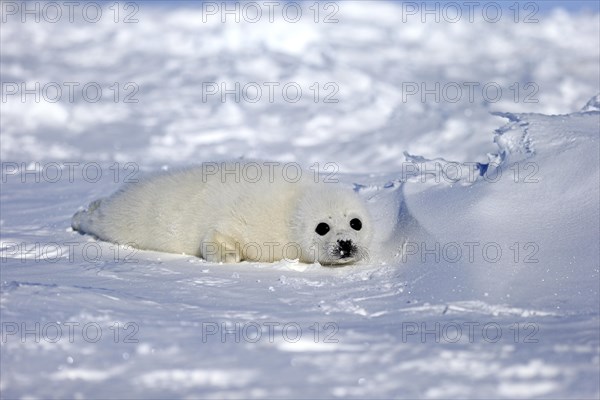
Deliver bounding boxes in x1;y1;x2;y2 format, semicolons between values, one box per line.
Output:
290;184;372;265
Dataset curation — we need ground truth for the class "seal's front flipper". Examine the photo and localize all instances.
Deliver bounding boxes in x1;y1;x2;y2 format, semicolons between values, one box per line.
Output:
200;230;242;263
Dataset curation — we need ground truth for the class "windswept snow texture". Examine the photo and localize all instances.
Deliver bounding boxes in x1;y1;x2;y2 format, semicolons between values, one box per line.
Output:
1;2;600;399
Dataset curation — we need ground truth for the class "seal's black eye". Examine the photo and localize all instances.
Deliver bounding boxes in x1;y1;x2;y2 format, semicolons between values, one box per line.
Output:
315;222;330;236
350;218;362;231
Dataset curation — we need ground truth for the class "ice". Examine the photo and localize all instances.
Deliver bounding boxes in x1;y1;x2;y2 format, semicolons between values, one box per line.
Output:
1;1;599;398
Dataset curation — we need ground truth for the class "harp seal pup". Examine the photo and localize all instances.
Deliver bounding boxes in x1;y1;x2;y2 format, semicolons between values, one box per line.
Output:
72;161;372;265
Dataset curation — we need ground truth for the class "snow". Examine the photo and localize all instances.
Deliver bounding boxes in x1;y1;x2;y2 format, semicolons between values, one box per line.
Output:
1;1;599;399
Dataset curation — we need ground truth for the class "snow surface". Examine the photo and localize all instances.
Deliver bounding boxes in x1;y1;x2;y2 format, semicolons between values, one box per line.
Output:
1;1;600;399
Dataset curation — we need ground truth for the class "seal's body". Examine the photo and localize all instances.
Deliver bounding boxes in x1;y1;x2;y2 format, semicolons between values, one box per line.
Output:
72;162;372;265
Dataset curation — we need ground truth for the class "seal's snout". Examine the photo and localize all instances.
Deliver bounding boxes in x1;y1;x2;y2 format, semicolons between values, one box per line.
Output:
337;239;355;258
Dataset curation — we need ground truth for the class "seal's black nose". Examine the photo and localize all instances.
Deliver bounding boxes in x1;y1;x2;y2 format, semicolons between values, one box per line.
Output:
337;240;354;258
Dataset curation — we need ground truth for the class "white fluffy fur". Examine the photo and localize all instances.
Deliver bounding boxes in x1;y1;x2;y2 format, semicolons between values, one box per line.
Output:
72;162;372;264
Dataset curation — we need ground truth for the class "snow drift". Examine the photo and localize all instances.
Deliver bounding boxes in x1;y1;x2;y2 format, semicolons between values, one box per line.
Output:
1;97;598;399
1;1;599;397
